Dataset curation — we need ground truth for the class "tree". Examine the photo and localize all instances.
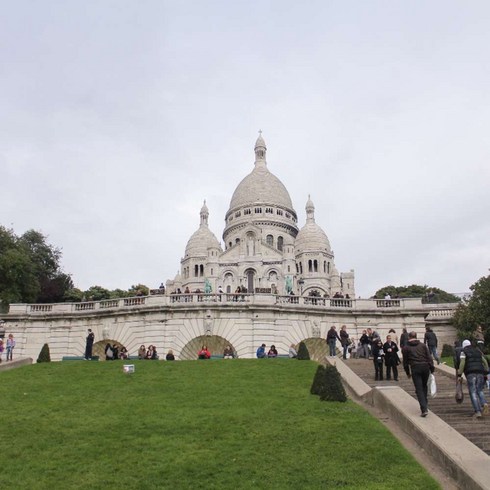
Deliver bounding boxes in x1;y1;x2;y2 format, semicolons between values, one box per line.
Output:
374;284;460;304
297;341;310;360
128;284;150;297
0;226;73;310
310;364;347;402
37;343;51;363
452;274;490;345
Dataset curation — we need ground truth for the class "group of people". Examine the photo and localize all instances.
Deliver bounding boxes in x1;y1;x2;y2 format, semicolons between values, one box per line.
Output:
105;343;129;360
0;334;15;362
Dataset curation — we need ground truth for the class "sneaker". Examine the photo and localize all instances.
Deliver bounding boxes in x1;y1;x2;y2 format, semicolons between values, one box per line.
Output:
483;404;489;416
473;411;482;419
421;411;428;417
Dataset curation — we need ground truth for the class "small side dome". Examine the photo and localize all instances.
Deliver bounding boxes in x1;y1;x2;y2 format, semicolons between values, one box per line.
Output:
295;196;331;253
185;201;221;257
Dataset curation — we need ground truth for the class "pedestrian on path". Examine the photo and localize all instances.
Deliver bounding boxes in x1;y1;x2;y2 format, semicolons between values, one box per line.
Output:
6;334;15;361
458;339;489;418
424;326;440;365
372;338;385;381
383;334;400;381
403;331;434;417
339;325;350;360
84;328;95;360
326;326;341;357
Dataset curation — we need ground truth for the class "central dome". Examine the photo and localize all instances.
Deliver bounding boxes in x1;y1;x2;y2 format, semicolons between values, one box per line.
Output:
228;134;294;212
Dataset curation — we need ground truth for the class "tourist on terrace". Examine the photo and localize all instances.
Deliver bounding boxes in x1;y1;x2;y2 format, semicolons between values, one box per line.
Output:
6;334;15;361
166;349;175;361
146;345;154;359
256;343;266;358
104;343;114;361
349;338;358;359
326;326;341;357
84;329;95;361
458;339;489;418
388;328;399;346
339;325;350;360
403;331;434;417
383;335;399;381
400;328;409;349
372;339;385;381
267;345;278;358
223;345;234;359
198;345;211;359
359;330;370;359
119;346;128;360
0;338;4;362
288;344;298;358
138;345;146;360
424;326;440;365
151;346;159;360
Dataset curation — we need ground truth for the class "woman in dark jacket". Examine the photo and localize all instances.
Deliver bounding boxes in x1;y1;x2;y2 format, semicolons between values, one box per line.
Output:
339;325;350;360
372;339;385;381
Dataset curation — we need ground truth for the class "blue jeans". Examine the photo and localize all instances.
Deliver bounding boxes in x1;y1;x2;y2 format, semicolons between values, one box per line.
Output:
429;345;439;364
328;339;336;357
466;373;487;413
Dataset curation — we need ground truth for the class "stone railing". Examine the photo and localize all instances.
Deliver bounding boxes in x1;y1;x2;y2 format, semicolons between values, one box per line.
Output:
5;295;459;317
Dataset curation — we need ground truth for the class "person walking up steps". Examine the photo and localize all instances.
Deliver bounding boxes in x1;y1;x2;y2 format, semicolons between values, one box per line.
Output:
403;331;434;417
458;339;489;418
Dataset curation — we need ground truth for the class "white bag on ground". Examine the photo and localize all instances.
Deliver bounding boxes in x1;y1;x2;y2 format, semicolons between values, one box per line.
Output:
429;373;437;397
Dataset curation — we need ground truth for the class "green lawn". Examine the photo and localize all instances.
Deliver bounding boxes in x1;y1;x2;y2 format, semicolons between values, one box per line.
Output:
0;359;440;489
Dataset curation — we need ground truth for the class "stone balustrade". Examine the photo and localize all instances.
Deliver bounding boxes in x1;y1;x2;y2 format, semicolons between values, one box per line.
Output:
6;294;458;317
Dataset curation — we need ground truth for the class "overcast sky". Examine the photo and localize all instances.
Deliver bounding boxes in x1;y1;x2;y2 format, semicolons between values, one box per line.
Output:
1;1;489;298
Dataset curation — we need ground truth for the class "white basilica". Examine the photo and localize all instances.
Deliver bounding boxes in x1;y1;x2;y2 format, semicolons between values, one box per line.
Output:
167;134;355;299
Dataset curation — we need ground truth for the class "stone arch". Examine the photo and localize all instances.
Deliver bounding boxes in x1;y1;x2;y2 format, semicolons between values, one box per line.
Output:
93;339;126;361
296;337;329;361
180;335;236;360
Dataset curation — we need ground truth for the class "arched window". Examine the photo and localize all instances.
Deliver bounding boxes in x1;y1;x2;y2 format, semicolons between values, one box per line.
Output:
277;236;284;251
308;260;313;272
300;262;303;274
266;235;273;246
235;238;240;244
200;264;204;277
324;261;327;273
296;263;299;273
327;262;330;274
314;260;318;272
194;265;198;277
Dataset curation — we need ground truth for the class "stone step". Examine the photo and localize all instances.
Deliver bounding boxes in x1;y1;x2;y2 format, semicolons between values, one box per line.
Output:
345;358;490;455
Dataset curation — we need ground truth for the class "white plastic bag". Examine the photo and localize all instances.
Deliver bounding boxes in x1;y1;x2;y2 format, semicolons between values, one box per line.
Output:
429;373;437;398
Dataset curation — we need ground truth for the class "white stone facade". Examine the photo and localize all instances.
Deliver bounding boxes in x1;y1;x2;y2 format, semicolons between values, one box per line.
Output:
169;134;355;299
0;134;458;361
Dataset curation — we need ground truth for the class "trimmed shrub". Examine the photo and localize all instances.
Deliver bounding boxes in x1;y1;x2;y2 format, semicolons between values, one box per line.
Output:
441;343;455;358
310;364;347;402
310;365;327;395
297;341;310;360
37;343;51;363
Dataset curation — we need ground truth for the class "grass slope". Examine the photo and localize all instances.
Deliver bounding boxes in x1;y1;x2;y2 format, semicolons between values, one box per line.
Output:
0;360;439;489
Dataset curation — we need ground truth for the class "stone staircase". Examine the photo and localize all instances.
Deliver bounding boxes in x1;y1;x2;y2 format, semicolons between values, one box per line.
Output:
345;358;490;455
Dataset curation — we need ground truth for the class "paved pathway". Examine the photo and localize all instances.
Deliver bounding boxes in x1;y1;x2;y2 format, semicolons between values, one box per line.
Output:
345;357;490;455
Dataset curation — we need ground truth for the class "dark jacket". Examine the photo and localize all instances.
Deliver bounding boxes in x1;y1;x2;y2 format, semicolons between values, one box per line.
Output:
458;347;489;376
339;330;349;346
403;340;434;376
360;334;370;345
372;343;385;364
383;341;399;367
400;332;409;348
424;330;438;348
326;328;341;342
